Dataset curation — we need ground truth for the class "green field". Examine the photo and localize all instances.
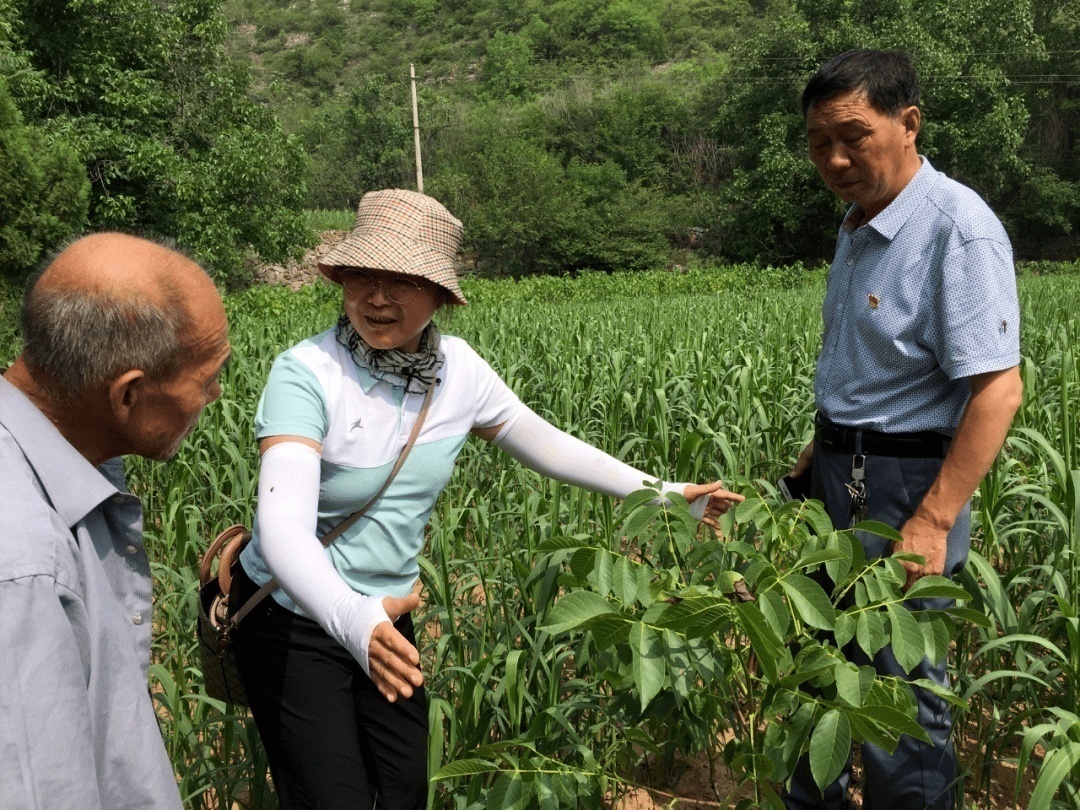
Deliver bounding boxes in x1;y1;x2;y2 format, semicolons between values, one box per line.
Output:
7;269;1077;808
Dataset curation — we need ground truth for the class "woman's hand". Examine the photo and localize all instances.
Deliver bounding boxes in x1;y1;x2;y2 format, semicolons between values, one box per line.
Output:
683;481;745;529
368;593;425;702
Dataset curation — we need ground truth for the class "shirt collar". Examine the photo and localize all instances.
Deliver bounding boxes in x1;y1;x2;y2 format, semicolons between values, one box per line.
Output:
843;156;940;241
0;373;120;527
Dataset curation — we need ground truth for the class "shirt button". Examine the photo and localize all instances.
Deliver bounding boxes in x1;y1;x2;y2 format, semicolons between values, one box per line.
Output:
846;259;854;266
125;545;139;556
132;613;144;625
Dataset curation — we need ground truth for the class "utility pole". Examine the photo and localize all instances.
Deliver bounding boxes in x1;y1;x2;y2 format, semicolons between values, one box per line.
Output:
410;63;424;194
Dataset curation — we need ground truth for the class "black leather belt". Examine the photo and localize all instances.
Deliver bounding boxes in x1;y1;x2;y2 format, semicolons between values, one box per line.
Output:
815;415;951;459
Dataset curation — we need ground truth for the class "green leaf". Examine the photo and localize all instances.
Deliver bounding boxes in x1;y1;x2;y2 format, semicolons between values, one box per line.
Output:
1028;742;1080;810
833;661;873;707
654;596;731;638
919;615;952;665
588;612;634;649
856;611;887;658
833;611;856;649
431;758;499;780
854;520;903;542
825;530;853;585
759;589;791;638
611;554;639;605
630;621;666;711
975;633;1068;663
542;591;617;634
794;549;847;569
903;576;969;601
536;535;592;552
595;549;613;596
809;709;851;793
802;499;836;538
736;602;782;683
886;603;926;674
781;703;816;773
910;679;967;710
947;606;993;628
567;547;596;583
852;704;932;747
735;494;769;524
486;770;527;810
779;572;836;630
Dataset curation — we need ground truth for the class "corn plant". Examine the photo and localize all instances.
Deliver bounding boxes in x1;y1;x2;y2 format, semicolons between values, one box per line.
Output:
3;268;1076;807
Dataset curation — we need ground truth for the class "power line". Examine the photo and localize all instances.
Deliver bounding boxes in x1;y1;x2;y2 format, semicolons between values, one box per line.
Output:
751;50;1080;62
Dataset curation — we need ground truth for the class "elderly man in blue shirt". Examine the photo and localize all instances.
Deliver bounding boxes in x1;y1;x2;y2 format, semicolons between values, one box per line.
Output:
784;50;1023;809
0;233;231;809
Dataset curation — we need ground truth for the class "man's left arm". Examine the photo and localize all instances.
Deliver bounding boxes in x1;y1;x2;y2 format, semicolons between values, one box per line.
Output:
894;366;1023;589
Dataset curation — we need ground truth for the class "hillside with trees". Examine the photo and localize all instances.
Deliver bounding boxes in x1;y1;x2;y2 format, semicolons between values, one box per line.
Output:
1;0;1077;283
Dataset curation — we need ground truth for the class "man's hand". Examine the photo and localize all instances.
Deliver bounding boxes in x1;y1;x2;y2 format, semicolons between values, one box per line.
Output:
893;514;948;591
892;366;1022;591
790;441;814;478
368;593;424;703
683;481;745;530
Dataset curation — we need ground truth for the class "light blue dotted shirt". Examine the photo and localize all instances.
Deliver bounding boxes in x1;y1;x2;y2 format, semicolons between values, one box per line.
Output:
815;158;1020;434
0;375;182;810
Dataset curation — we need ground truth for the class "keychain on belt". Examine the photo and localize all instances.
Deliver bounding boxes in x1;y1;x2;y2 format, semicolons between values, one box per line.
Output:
845;432;868;527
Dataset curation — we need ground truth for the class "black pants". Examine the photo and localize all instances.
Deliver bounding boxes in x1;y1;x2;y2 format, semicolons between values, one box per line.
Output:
784;447;970;810
232;564;428;810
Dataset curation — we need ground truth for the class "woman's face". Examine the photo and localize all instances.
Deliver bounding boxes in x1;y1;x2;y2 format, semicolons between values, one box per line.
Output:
341;268;445;353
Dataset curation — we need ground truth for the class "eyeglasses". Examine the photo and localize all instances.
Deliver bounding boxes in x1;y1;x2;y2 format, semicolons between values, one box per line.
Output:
341;270;424;305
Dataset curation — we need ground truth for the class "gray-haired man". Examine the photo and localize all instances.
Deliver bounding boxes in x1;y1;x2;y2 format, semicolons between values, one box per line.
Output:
785;50;1023;809
0;233;230;808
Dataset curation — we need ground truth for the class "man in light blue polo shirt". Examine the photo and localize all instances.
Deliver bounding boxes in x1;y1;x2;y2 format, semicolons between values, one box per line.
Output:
784;50;1023;810
0;233;231;808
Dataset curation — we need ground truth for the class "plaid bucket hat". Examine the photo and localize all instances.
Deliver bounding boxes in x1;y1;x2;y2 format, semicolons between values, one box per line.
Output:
318;189;467;306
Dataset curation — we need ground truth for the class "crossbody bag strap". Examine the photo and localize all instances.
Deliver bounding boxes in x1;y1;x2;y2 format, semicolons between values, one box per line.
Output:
229;376;437;628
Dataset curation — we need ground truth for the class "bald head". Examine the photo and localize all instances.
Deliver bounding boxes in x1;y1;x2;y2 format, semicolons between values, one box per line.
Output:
38;232;209;303
20;233;225;402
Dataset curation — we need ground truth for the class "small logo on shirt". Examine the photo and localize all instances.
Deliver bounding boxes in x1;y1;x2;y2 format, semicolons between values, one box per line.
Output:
350;418;364;431
1001;320;1008;334
868;294;880;310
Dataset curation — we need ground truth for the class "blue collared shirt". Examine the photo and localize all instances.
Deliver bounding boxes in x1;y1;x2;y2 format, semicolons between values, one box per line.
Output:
0;374;182;810
815;158;1020;434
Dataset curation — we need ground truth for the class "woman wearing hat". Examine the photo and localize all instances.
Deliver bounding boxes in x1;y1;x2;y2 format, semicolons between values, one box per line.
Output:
231;189;742;809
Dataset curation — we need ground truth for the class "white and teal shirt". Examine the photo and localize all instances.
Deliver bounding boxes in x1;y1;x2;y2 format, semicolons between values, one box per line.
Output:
239;328;525;612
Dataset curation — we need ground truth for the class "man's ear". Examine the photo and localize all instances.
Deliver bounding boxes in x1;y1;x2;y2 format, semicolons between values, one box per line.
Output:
901;105;921;144
107;369;146;424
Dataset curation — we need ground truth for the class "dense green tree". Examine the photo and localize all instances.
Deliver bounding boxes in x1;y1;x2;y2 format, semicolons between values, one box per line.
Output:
706;0;1062;263
0;77;89;279
483;31;536;99
6;0;311;284
430;109;674;276
301;76;415;210
219;0;1076;268
1004;0;1080;254
529;74;694;186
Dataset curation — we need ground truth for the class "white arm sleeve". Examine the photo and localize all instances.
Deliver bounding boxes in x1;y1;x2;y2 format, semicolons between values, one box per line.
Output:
491;406;707;521
256;442;391;676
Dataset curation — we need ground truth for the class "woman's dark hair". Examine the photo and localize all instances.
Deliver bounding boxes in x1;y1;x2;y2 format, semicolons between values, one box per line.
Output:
802;49;920;117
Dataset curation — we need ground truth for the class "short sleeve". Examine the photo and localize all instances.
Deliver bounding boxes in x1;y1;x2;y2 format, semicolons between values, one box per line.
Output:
935;238;1021;380
458;342;525;431
255;350;331;442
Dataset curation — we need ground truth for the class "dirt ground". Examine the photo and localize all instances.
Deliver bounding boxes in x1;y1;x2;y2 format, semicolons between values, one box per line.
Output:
610;740;1036;809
